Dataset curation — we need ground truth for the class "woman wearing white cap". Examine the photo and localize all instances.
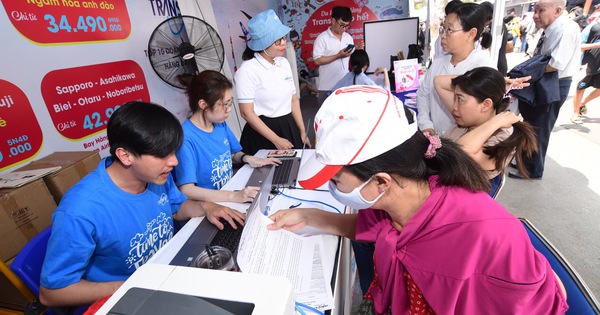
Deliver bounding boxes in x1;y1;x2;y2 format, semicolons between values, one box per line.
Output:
235;9;311;155
268;86;566;314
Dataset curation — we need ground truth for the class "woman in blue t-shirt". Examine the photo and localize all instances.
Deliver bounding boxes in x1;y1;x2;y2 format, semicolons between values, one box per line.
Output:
174;70;279;203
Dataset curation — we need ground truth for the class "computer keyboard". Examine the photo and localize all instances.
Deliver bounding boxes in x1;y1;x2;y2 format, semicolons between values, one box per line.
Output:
210;219;244;253
273;159;294;185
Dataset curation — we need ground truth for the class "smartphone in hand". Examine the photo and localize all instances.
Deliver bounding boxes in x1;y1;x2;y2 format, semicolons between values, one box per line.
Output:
267;149;297;158
344;44;355;52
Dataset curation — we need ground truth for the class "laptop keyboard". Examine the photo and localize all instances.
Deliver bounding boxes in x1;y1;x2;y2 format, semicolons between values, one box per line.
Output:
210;219;244;253
273;159;294;185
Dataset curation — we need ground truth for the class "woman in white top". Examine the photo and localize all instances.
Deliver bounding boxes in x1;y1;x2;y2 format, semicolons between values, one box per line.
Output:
235;9;310;155
417;2;495;136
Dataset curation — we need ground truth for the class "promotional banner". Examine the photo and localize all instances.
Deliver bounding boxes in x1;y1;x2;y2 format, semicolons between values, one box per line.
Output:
0;0;409;173
0;80;44;170
3;0;131;44
0;0;188;172
41;60;150;142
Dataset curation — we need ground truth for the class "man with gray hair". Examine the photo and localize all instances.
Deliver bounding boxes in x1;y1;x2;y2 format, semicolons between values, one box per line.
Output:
509;0;581;180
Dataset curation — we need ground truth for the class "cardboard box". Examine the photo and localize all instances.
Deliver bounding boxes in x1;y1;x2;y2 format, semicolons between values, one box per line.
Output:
0;179;57;262
16;151;101;204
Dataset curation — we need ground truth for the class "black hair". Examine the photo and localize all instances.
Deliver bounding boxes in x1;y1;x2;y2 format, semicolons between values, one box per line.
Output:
445;0;463;15
452;2;488;41
480;32;492;49
107;101;183;159
451;67;538;178
478;2;494;49
332;6;352;22
346;131;491;193
480;1;494;21
242;46;258;61
177;70;233;114
349;50;370;85
290;29;299;40
503;15;515;24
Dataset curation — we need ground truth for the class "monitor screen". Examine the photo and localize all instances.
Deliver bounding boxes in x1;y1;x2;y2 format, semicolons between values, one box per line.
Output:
363;17;419;73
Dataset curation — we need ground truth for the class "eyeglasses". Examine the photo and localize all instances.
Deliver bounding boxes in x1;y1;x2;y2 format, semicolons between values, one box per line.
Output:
440;26;464;36
217;98;234;110
335;19;351;29
274;36;287;46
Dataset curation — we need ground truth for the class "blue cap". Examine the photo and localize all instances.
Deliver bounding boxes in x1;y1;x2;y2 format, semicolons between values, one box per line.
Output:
248;9;291;51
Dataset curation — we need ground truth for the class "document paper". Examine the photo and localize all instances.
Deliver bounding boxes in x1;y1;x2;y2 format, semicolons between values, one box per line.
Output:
236;203;334;311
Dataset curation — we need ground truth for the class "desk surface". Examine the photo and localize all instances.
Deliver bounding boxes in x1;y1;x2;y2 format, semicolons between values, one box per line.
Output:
97;150;353;315
95;263;295;315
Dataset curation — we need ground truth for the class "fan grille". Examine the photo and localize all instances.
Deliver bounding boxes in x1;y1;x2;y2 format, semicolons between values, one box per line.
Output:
148;15;225;89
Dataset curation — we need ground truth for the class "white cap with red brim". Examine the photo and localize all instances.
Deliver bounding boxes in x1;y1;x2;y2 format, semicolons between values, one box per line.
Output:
298;85;418;190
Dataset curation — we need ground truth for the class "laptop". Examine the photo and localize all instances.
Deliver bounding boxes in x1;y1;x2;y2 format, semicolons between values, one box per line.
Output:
107;287;255;315
170;167;274;267
245;155;301;188
246;124;311;189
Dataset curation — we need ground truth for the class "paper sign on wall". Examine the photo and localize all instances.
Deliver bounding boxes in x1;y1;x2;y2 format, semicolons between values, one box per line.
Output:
394;58;419;92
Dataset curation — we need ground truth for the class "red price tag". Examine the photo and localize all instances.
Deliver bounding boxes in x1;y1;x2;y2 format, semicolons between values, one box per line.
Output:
2;0;131;44
0;80;44;171
40;60;151;140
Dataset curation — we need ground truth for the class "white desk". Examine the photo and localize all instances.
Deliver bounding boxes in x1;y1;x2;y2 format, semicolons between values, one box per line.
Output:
95;263;295;315
97;150;354;315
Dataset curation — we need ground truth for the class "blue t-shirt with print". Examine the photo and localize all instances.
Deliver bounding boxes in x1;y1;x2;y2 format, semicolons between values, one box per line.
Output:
174;120;242;190
41;157;187;289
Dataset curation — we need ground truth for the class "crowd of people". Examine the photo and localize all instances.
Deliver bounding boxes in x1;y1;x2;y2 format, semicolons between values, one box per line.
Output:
37;1;590;314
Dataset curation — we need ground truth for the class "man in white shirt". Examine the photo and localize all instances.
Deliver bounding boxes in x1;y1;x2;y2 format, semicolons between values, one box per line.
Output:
313;6;359;106
509;0;581;180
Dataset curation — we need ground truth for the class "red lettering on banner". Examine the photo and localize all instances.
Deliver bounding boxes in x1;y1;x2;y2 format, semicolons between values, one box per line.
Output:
40;60;150;140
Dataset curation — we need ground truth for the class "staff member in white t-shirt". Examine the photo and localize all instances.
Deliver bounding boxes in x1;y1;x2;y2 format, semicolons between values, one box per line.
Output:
235;9;311;155
313;6;362;106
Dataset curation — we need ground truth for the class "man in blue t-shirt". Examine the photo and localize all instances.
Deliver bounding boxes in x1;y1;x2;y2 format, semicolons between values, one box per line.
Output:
39;102;245;308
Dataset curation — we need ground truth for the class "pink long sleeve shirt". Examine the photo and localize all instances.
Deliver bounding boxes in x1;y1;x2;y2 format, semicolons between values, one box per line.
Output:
356;176;568;314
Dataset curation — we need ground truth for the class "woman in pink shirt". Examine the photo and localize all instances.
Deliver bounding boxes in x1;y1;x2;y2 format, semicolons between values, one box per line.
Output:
268;85;567;314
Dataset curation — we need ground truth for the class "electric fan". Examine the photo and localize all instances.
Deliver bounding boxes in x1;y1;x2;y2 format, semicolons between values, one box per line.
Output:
148;15;225;89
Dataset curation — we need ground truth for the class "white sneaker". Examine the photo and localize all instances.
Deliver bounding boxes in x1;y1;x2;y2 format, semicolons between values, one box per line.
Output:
570;114;583;124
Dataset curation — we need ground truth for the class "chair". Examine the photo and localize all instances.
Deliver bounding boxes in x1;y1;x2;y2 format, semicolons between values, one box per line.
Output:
0;260;37;314
8;226;55;315
10;226;52;297
491;171;506;200
9;226;85;315
520;218;600;315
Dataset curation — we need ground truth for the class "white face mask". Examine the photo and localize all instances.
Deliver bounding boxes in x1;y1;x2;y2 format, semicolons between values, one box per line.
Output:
328;176;384;210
